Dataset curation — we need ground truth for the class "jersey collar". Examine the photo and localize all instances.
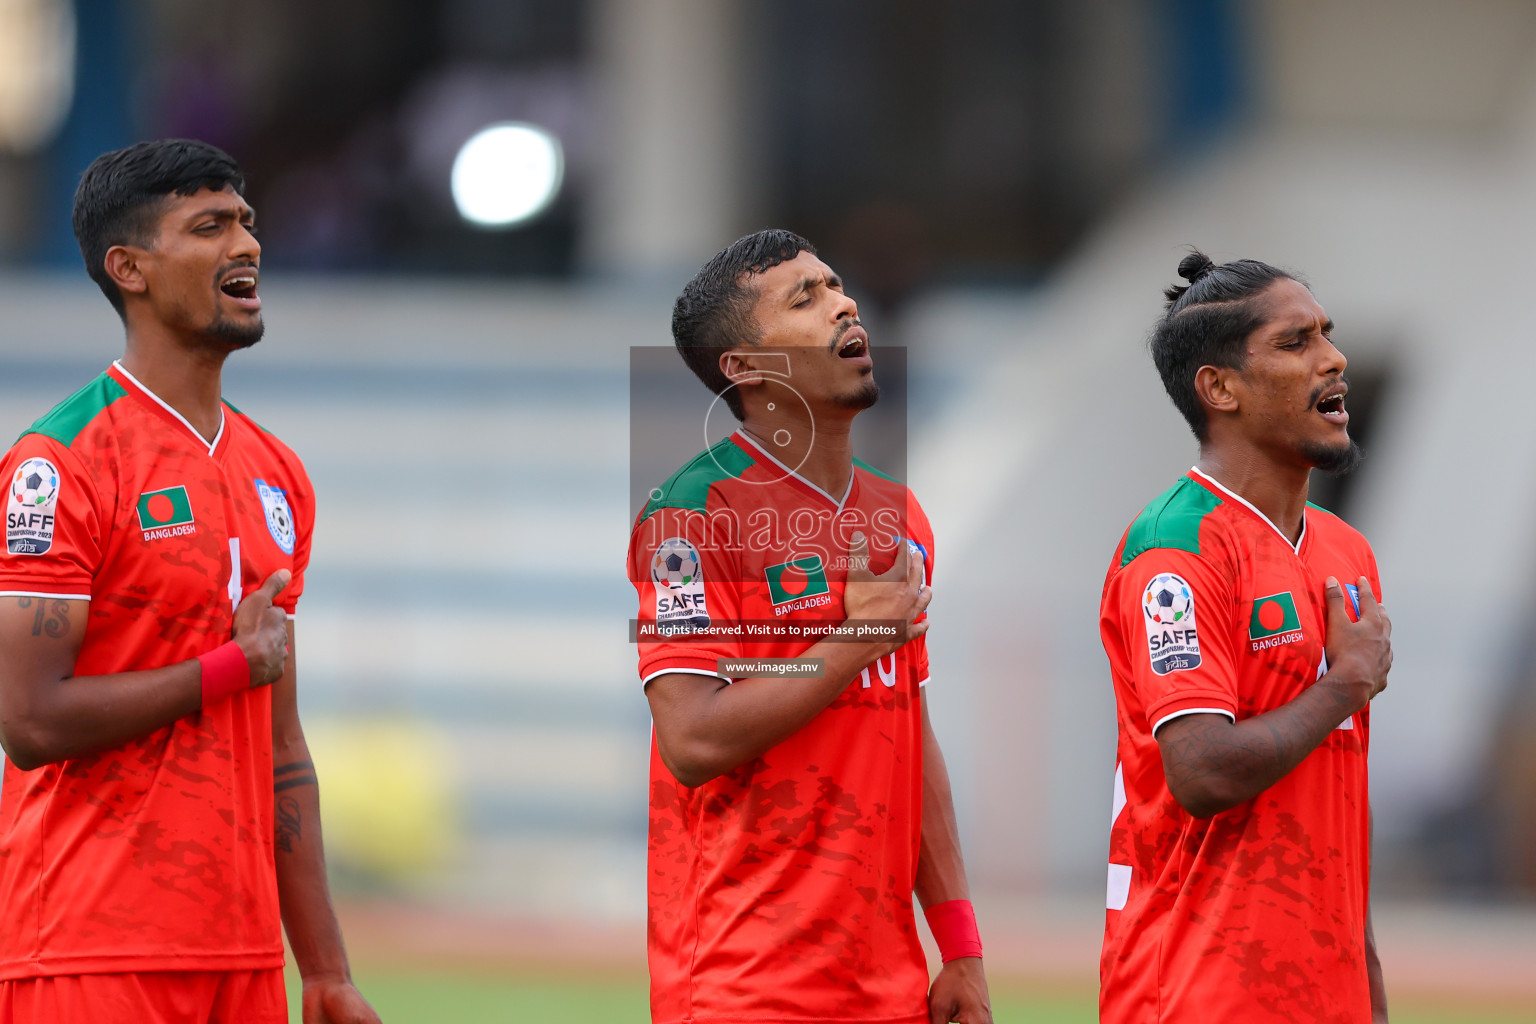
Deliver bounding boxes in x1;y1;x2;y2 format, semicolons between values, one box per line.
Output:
732;430;855;511
1189;466;1307;554
109;361;227;457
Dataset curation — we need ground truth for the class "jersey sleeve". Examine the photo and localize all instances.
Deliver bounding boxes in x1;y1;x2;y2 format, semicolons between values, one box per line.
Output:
903;495;934;687
1113;548;1239;733
630;506;743;685
278;460;315;616
0;435;103;598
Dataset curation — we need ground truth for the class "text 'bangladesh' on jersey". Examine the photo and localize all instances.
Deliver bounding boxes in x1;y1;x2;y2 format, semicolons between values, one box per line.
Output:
0;362;313;981
1098;468;1380;1024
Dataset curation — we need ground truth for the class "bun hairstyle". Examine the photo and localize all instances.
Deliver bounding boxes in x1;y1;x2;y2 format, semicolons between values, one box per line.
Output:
1149;248;1298;440
1165;251;1217;302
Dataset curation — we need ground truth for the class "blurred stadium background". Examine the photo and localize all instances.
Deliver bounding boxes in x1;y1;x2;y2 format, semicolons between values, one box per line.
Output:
3;1;1536;1020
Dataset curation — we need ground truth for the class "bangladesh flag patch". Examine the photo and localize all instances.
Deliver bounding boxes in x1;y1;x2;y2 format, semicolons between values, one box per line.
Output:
136;485;195;537
1249;591;1302;640
765;555;829;607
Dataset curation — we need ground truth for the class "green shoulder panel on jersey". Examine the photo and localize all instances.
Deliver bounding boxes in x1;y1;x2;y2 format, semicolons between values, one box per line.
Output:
642;438;756;519
1305;499;1331;513
221;397;274;434
1119;476;1222;568
852;455;902;485
20;372;129;447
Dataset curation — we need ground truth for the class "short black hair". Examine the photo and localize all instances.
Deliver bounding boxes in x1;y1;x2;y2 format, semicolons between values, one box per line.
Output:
1150;249;1298;441
672;229;816;420
72;139;246;319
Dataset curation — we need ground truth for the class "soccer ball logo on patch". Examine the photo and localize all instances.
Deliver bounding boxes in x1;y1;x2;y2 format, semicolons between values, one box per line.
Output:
651;537;702;590
1143;573;1193;626
254;478;296;556
11;458;59;508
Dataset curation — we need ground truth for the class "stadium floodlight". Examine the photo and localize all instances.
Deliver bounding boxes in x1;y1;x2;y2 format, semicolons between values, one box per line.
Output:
0;0;76;154
450;122;564;229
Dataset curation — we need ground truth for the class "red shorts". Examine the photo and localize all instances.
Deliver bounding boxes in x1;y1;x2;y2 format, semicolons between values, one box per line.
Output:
0;969;287;1024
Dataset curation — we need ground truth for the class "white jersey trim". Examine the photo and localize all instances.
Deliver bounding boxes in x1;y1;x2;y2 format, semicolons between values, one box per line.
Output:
1151;706;1236;734
0;591;92;600
917;675;929;688
1107;863;1132;911
641;666;731;686
734;430;853;511
113;360;225;456
1190;467;1305;553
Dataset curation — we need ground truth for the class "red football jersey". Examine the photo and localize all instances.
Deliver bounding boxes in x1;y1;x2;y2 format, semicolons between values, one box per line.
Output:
629;431;933;1024
1099;469;1378;1024
0;362;311;979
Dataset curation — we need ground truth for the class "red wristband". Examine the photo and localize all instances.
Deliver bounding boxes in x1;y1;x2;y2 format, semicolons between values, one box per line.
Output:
925;899;983;962
198;641;251;707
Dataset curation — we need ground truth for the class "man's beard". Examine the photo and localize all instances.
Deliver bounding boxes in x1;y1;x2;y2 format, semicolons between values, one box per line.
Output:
1300;437;1363;475
1299;376;1359;474
201;314;264;350
833;375;880;411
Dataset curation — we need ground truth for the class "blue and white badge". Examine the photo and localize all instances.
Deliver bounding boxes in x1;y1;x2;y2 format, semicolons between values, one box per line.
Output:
254;478;296;555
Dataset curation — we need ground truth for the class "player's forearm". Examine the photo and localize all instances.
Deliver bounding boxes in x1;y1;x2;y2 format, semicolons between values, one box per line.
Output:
1158;679;1359;818
1366;807;1389;1019
914;711;970;908
1366;909;1387;1019
651;639;890;787
272;751;354;983
0;660;202;770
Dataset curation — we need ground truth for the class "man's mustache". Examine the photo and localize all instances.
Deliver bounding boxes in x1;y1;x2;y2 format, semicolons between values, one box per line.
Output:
828;319;864;352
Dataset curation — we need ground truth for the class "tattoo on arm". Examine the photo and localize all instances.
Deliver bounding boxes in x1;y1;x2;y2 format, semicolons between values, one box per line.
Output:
16;597;70;638
273;761;315;851
274;758;318;793
275;794;302;853
1161;684;1358;810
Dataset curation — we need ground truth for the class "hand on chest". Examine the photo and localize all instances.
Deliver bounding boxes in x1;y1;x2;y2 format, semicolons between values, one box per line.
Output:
1238;553;1365;699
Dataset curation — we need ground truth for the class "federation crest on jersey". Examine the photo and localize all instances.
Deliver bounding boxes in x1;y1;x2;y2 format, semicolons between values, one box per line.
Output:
6;457;60;555
652;537;709;633
254;478;296;555
1142;572;1201;675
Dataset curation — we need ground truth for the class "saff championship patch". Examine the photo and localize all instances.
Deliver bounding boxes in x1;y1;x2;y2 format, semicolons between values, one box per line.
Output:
254;478;296;555
7;457;60;555
1142;572;1201;675
652;537;710;634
